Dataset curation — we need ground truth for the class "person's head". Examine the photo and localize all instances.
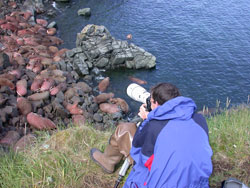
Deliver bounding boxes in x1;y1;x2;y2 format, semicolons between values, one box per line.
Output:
150;83;181;109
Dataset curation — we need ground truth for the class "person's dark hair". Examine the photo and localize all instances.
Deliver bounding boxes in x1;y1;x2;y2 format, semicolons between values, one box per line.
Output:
150;83;181;105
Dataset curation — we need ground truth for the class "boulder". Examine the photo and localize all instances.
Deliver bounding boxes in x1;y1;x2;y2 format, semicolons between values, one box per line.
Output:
77;8;91;17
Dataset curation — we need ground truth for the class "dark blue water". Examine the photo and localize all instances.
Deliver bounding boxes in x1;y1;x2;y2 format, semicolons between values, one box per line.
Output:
51;0;250;113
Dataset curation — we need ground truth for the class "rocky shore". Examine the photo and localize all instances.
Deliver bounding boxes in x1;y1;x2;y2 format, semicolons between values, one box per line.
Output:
0;0;156;152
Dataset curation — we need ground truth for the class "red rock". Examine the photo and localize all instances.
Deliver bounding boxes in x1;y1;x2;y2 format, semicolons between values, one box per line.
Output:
30;78;43;91
5;15;17;23
48;46;58;54
23;36;40;46
50;82;67;96
94;92;114;104
22;11;32;21
16;38;24;45
0;23;18;32
41;57;53;66
47;28;56;35
14;134;37;152
0;78;15;89
99;103;120;114
54;48;68;57
0;131;20;146
47;36;63;46
13;52;25;65
8;69;22;79
16;79;27;96
17;97;32;115
65;102;83;115
27;91;49;101
0;73;15;81
17;29;33;37
36;19;48;27
98;77;110;92
40;78;55;91
32;62;43;73
53;55;61;62
110;98;129;113
27;112;56;130
0;19;6;25
19;22;30;29
72;115;86;126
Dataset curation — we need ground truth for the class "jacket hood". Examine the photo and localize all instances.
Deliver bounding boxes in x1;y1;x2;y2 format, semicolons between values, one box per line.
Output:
148;96;197;121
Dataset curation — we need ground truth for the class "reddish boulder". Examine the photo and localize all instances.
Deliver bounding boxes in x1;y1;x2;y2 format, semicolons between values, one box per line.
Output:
98;77;110;92
27;112;56;130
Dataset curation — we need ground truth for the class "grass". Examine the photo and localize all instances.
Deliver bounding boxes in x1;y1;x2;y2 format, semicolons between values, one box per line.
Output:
207;104;250;187
0;104;249;188
0;124;118;188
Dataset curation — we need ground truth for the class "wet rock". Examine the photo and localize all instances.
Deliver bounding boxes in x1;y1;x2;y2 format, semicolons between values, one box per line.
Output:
77;8;91;17
14;134;37;152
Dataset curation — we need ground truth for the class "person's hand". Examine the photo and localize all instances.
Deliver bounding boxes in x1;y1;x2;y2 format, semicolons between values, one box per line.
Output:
138;104;149;120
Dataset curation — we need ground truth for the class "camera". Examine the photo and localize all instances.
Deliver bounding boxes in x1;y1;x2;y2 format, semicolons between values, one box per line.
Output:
126;83;152;111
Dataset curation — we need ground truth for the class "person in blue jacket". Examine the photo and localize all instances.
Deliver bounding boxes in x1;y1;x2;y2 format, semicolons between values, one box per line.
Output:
90;82;213;188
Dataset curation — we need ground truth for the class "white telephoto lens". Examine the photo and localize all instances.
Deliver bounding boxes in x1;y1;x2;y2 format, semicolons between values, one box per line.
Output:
127;83;150;104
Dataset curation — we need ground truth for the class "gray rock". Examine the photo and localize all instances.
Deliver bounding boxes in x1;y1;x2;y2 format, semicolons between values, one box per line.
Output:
55;91;64;103
75;82;92;93
91;67;101;75
57;60;67;71
31;100;44;112
112;112;123;120
43;104;53;114
95;57;109;68
0;52;11;70
66;62;73;72
71;71;80;81
65;50;75;58
52;102;69;118
73;58;89;75
47;21;57;28
93;113;103;122
71;96;82;104
78;8;91;17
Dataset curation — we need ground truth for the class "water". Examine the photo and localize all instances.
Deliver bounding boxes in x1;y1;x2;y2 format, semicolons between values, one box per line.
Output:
50;0;250;113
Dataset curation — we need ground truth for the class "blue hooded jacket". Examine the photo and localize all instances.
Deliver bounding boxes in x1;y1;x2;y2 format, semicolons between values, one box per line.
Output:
123;96;213;188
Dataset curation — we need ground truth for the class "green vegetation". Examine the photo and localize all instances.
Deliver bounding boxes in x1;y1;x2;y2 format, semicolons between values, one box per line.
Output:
0;104;249;188
208;104;250;188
